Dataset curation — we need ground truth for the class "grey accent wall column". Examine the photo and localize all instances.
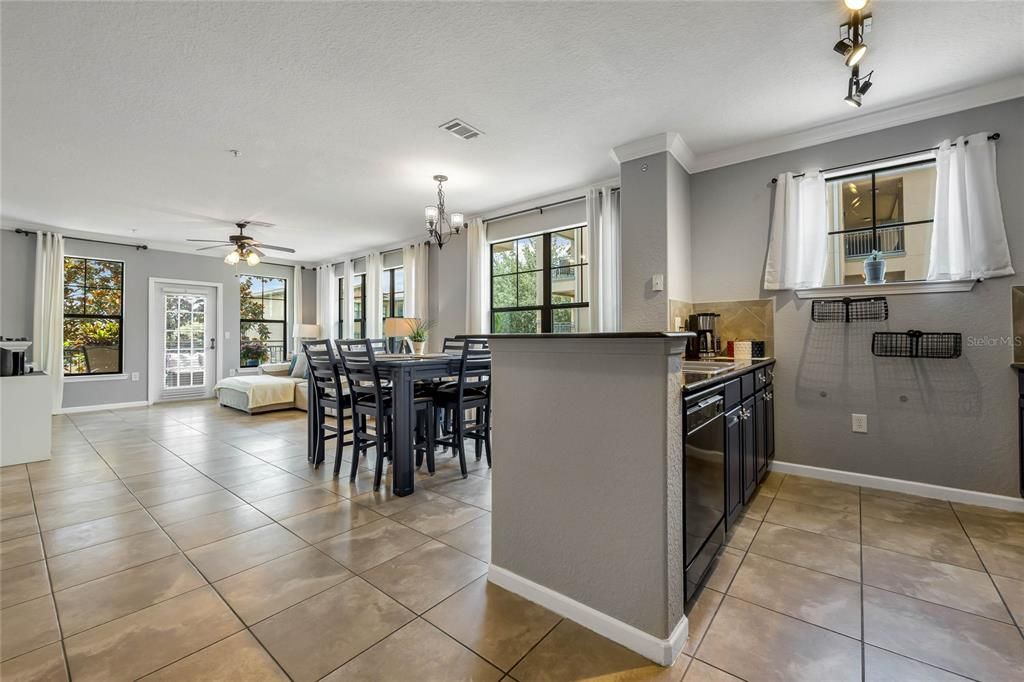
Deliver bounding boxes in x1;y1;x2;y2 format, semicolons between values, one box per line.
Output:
620;153;670;331
489;335;687;647
619;150;693;331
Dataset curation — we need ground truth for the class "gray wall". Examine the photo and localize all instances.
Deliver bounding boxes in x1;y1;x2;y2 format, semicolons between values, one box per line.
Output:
620;153;670;330
666;155;693;304
428;237;468;351
0;230;299;409
490;336;686;640
690;98;1024;497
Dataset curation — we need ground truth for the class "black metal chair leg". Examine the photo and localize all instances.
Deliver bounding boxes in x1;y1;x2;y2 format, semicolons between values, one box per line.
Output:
426;407;436;474
483;404;492;468
373;419;387;491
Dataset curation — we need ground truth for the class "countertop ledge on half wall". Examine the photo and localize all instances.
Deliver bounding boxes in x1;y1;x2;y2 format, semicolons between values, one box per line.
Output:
461;331;697;339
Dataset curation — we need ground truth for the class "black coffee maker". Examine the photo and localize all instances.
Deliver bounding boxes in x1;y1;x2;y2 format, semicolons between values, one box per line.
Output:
685;313;720;360
0;339;31;376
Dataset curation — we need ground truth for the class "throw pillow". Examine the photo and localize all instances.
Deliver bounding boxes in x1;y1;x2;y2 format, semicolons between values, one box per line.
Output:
290;352;308;379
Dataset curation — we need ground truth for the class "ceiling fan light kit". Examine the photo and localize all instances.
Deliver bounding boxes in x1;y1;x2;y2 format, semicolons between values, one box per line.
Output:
424;174;467;249
185;219;295;266
833;1;874;107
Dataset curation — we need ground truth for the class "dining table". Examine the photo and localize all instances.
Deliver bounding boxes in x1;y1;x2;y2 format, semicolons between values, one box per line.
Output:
307;351;462;496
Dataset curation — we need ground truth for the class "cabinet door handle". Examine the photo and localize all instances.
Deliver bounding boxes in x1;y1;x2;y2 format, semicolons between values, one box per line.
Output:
765;393;773;402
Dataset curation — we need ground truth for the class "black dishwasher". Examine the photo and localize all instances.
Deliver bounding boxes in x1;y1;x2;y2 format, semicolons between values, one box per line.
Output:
683;391;726;603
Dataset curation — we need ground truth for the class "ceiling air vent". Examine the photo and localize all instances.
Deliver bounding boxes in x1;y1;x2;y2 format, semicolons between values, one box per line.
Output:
439;118;484;140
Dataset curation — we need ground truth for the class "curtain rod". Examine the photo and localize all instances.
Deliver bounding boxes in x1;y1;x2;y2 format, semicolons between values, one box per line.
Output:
14;227;148;250
770;133;1000;184
484;187;620;224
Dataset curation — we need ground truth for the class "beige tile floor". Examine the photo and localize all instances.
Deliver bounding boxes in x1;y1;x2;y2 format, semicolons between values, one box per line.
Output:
1;401;1023;681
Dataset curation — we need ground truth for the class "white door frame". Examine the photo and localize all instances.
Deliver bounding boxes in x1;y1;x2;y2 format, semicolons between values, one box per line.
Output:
148;277;225;404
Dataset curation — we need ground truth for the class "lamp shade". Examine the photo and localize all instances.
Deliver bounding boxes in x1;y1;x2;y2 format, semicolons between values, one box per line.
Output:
383;317;419;337
293;323;320;339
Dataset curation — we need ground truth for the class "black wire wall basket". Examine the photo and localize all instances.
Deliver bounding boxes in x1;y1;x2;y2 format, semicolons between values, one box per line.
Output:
811;296;889;323
872;330;962;359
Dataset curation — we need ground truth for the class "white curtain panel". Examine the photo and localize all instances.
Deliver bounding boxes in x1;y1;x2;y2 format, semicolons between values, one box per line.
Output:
764;171;828;290
364;252;381;338
586;186;622;331
402;242;429;320
32;232;65;413
928;133;1013;281
314;264;337;340
291;264;303;352
466;218;490;334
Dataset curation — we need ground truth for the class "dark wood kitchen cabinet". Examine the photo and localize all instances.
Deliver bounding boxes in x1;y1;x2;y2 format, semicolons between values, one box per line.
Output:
754;390;768;482
725;405;743;525
741;396;757;505
765;387;775;463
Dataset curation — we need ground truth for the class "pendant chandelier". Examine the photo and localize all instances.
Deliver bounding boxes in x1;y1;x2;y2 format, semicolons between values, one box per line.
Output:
424;175;466;249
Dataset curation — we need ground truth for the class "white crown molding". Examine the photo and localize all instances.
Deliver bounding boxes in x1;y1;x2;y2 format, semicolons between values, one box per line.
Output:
688;76;1024;173
611;133;695;173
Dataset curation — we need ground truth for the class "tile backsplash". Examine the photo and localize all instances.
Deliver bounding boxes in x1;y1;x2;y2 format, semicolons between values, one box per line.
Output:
692;299;775;357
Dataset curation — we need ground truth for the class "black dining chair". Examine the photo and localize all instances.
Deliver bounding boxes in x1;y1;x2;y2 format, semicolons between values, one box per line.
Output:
302;339;352;474
433;338;492;476
335;338;436;491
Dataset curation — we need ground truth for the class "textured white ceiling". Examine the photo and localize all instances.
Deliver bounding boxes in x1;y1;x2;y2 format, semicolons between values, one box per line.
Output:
3;1;1022;262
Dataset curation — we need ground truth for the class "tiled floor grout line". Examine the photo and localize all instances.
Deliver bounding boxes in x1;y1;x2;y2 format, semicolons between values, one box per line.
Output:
859;486;866;682
21;449;74;682
949;505;1024;639
686;480;781;675
55;411;306;681
37;407;496;680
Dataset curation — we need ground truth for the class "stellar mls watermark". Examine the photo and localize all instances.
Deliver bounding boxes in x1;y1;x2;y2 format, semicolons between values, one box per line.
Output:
965;335;1023;347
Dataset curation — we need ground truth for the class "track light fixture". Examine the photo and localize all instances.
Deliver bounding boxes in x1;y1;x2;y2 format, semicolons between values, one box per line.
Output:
844;64;874;108
833;1;874;107
832;9;869;67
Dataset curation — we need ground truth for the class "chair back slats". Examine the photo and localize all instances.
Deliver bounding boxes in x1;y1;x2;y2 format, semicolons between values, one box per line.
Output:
303;339;345;412
334;339;386;403
455;337;491;399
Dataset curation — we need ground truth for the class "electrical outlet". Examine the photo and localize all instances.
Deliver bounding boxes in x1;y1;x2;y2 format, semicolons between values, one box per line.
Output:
852;413;868;433
130;372;140;381
229;368;237;376
652;274;665;292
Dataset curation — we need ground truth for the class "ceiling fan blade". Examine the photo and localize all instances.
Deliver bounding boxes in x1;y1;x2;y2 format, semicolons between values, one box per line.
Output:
249;247;266;257
186;239;233;244
252;243;296;253
240;219;276;228
196;244;230;252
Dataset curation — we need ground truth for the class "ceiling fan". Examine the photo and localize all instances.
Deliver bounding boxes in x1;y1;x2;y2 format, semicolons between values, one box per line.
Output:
186;220;295;265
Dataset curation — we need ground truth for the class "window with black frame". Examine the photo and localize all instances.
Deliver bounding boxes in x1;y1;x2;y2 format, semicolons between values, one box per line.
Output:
337;276;345;338
351;274;366;339
490;225;589;333
381;265;405;323
63;257;124;375
823;158;937;286
239;275;287;366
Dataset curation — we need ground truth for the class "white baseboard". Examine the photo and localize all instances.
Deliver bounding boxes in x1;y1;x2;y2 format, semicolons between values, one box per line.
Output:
772;460;1024;513
59;400;149;415
487;565;688;666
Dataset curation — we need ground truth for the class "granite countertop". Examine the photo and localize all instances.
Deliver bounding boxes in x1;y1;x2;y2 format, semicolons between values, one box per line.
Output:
681;358;776;393
466;332;696;339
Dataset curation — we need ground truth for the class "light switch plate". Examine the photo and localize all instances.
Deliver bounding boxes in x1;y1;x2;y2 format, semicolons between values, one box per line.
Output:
130;372;140;381
852;413;868;433
652;274;665;292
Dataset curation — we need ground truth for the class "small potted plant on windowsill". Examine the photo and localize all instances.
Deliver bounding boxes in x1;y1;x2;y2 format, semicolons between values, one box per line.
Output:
408;319;433;355
240;340;269;367
864;250;887;285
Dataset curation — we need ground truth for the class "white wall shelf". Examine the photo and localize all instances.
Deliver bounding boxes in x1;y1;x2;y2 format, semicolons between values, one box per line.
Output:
794;280;976;299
